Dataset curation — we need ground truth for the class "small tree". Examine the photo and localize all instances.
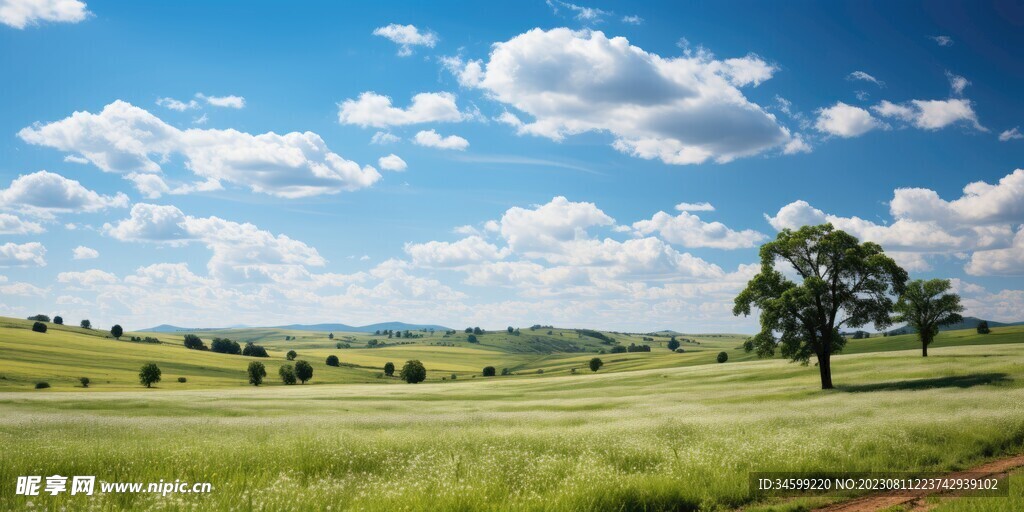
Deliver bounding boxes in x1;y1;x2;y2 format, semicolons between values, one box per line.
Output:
893;279;964;357
53;316;64;325
32;321;47;333
473;327;483;335
328;332;334;340
400;360;427;383
667;338;680;351
286;350;297;361
482;366;496;377
977;320;991;334
111;324;123;340
183;334;206;350
242;342;269;357
294;360;313;384
383;362;395;376
507;326;514;333
279;364;297;385
79;377;90;388
717;351;728;363
139;363;161;388
80;319;91;329
248;361;267;386
326;355;340;367
467;334;478;343
589;357;604;372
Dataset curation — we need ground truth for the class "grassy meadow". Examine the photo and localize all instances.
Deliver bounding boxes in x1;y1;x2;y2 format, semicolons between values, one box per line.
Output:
1;316;1023;510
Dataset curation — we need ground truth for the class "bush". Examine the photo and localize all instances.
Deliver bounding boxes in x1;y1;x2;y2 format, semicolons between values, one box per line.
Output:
450;373;457;380
294;360;313;384
79;377;90;388
27;314;50;322
242;342;269;358
286;350;297;361
675;348;685;353
139;363;161;387
609;345;627;354
383;362;395;376
54;316;64;325
589;357;604;372
177;377;187;383
35;381;50;389
80;319;91;329
31;322;47;333
183;334;206;350
536;369;544;374
211;338;241;354
326;355;340;367
400;360;427;384
482;366;496;377
977;321;991;334
717;351;728;363
467;334;478;343
501;368;511;376
248;361;267;386
667;338;680;351
279;364;296;385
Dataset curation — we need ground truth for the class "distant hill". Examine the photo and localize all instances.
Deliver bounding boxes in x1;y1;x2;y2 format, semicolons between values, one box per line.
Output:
141;322;453;333
886;316;1022;336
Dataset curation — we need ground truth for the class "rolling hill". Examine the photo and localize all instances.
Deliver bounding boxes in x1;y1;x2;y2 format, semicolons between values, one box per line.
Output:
141;321;454;333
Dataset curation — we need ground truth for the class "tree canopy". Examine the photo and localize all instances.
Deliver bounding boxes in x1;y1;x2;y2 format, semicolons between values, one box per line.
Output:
733;224;907;389
400;360;427;383
111;324;123;340
892;279;963;357
294;360;313;384
139;363;161;388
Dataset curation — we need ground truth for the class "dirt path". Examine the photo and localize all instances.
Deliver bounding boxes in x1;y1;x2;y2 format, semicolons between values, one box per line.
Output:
812;454;1024;512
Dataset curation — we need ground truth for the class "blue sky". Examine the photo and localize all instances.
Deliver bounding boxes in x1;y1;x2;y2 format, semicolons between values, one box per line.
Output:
1;0;1023;332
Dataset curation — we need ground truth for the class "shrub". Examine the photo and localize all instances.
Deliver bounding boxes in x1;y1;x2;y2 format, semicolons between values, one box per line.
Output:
31;321;47;333
609;345;627;354
383;362;395;376
211;338;241;354
35;381;50;389
139;363;161;388
242;342;269;358
177;377;187;383
248;361;267;386
400;360;427;384
717;351;728;363
450;373;457;380
501;368;511;376
536;369;544;374
326;355;340;367
977;321;991;334
111;324;123;340
183;334;206;350
79;377;90;388
286;350;297;361
80;319;91;329
667;338;680;351
482;366;496;377
589;357;604;372
467;334;478;343
54;316;64;325
279;365;297;385
675;348;685;353
294;360;313;384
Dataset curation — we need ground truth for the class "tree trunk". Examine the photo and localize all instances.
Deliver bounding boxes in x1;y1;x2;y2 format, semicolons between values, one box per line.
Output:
818;354;834;389
922;343;928;357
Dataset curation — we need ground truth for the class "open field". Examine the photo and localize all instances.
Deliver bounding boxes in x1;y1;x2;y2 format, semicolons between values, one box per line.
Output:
1;332;1024;510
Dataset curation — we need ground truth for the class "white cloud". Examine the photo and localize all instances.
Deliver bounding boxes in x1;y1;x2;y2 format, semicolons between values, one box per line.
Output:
946;71;970;96
0;242;46;267
156;97;199;111
783;135;812;154
461;28;791;165
872;98;985;131
814;102;884;138
621;15;643;24
57;268;118;287
930;35;954;47
846;71;884;87
372;23;438;56
196;93;245;109
378;154;407;171
19;101;381;198
0;281;47;297
889;169;1024;225
0;170;128;217
413;129;469;150
370;131;401;144
499;196;614;254
72;246;98;259
547;1;610;24
998;127;1022;142
674;202;715;212
0;213;44;234
632;209;766;249
966;228;1024;276
0;0;89;29
439;55;485;88
338;92;465;128
405;236;509;267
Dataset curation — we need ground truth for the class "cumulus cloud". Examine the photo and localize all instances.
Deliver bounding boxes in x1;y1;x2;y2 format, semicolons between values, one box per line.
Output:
872;98;985;132
439;55;485;88
456;28;791;165
72;245;98;260
999;127;1022;142
57;268;118;287
621;15;643;24
378;154;407;171
0;170;128;217
966;228;1024;276
0;242;46;267
370;131;401;144
156;97;199;111
674;202;715;212
19;101;381;198
372;23;438;56
547;0;610;24
946;72;970;96
815;102;884;137
633;209;766;249
196;93;245;109
338;92;465;128
405;236;509;267
0;281;47;297
0;213;44;234
0;0;89;28
413;129;469;150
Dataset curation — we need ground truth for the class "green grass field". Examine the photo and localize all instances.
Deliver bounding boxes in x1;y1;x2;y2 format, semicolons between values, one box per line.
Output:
1;317;1023;510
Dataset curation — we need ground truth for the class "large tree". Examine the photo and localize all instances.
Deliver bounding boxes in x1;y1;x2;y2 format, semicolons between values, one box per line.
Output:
892;279;963;357
733;224;907;389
